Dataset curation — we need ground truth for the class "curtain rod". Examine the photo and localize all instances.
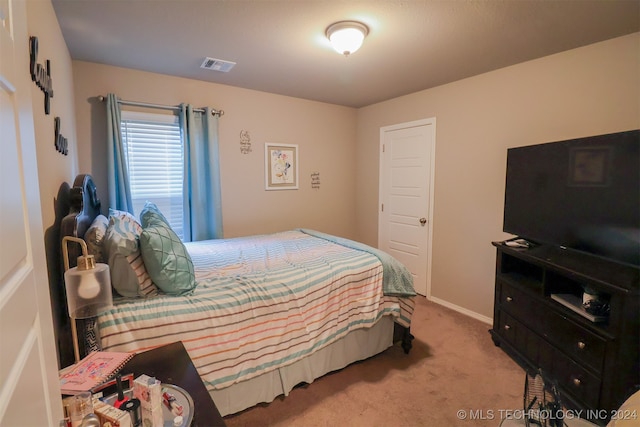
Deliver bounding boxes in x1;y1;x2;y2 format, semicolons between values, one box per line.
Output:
98;95;224;117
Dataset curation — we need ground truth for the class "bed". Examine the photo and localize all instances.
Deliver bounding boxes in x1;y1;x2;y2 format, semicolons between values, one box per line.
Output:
54;174;416;416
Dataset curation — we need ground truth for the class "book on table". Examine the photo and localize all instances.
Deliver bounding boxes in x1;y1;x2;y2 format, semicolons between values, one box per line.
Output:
59;351;134;395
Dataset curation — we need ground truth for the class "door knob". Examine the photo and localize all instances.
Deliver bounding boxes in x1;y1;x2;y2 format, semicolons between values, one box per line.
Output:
419;217;427;225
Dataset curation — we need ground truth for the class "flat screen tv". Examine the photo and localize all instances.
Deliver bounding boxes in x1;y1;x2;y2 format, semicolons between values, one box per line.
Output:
503;129;640;267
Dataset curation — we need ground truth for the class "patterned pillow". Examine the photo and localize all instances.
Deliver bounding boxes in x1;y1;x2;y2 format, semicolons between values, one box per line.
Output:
85;214;108;263
104;214;159;298
139;212;196;296
109;208;141;229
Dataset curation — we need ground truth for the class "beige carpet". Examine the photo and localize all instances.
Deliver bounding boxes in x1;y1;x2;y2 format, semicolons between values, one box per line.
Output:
223;297;524;427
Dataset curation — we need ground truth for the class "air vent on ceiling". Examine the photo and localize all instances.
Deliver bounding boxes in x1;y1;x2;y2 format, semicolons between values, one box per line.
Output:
200;57;236;72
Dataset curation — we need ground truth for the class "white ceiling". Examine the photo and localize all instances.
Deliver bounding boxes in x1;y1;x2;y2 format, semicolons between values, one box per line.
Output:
51;0;640;108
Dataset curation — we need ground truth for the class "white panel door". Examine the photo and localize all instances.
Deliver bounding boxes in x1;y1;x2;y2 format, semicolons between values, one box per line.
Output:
0;0;63;425
378;119;435;296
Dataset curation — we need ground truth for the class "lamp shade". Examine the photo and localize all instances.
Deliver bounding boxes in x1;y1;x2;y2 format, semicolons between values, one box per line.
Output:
326;21;369;56
65;263;112;319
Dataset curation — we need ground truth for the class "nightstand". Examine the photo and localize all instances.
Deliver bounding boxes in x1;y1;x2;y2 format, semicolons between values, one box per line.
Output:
121;341;226;427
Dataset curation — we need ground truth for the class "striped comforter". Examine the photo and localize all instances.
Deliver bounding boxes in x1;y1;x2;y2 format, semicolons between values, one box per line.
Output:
98;230;415;390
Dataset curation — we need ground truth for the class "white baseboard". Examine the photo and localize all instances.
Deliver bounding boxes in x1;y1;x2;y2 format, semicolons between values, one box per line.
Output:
428;296;493;325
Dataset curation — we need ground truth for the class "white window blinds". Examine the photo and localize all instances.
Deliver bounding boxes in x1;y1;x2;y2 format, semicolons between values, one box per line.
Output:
120;111;184;239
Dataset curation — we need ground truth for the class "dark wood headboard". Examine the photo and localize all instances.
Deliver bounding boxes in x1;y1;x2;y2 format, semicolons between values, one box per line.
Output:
54;174;102;368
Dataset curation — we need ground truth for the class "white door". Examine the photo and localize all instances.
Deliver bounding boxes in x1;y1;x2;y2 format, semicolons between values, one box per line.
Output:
1;0;63;425
378;118;435;296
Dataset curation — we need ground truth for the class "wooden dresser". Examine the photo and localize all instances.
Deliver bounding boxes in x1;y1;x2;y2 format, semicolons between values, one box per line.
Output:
489;242;639;425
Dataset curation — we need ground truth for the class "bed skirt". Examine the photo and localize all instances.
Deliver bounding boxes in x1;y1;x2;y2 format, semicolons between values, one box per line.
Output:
213;315;395;417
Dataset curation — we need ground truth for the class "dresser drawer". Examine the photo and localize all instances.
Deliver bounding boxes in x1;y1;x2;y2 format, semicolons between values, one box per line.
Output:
499;281;546;332
498;312;545;363
543;310;606;374
543;342;602;410
497;311;521;348
497;312;601;409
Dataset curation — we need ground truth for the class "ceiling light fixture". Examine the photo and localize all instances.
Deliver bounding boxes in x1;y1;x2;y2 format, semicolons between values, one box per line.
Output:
326;21;369;56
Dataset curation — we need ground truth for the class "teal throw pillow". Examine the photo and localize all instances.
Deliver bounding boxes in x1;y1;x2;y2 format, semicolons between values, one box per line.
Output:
140;201;171;228
139;220;196;296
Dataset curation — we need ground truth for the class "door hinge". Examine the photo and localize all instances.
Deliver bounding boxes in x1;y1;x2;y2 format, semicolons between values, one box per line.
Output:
382;144;385;153
381;203;384;212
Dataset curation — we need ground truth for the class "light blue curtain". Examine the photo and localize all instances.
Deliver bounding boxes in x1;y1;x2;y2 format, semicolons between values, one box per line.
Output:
106;93;134;213
179;104;224;241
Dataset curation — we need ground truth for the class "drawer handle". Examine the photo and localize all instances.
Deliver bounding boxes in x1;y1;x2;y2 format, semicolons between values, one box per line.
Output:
573;378;582;387
504;324;511;331
577;341;586;350
506;296;513;302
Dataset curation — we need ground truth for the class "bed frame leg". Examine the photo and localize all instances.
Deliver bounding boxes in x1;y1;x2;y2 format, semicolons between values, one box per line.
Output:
401;327;414;354
393;323;414;354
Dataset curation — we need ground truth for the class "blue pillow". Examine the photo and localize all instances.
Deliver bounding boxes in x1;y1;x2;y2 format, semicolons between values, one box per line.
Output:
140;201;171;228
139;209;196;296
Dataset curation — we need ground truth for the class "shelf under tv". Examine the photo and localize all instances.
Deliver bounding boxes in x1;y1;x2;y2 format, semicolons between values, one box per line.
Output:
550;293;608;323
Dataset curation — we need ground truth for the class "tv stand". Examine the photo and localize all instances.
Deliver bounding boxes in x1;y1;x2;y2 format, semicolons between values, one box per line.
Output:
490;242;639;425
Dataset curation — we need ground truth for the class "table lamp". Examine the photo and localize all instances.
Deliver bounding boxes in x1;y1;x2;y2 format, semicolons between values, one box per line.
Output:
62;236;113;363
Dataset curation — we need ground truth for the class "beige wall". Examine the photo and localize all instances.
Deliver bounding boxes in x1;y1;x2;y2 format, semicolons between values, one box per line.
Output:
25;0;639;325
27;0;78;230
71;62;358;239
356;33;640;321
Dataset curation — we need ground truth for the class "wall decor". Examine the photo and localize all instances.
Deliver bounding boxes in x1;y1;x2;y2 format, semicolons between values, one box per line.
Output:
311;172;320;190
29;36;54;114
240;130;252;154
265;143;298;190
54;117;68;155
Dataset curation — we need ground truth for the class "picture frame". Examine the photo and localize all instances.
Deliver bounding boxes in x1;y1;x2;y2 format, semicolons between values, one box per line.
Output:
265;143;298;190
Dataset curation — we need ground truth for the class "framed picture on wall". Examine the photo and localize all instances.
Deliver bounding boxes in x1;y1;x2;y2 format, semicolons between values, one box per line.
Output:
265;143;298;190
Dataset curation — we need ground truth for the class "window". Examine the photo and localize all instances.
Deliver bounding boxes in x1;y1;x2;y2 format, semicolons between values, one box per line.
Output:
120;111;184;239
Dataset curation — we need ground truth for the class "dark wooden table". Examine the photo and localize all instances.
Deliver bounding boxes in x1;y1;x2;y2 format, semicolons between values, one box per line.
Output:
121;341;226;427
